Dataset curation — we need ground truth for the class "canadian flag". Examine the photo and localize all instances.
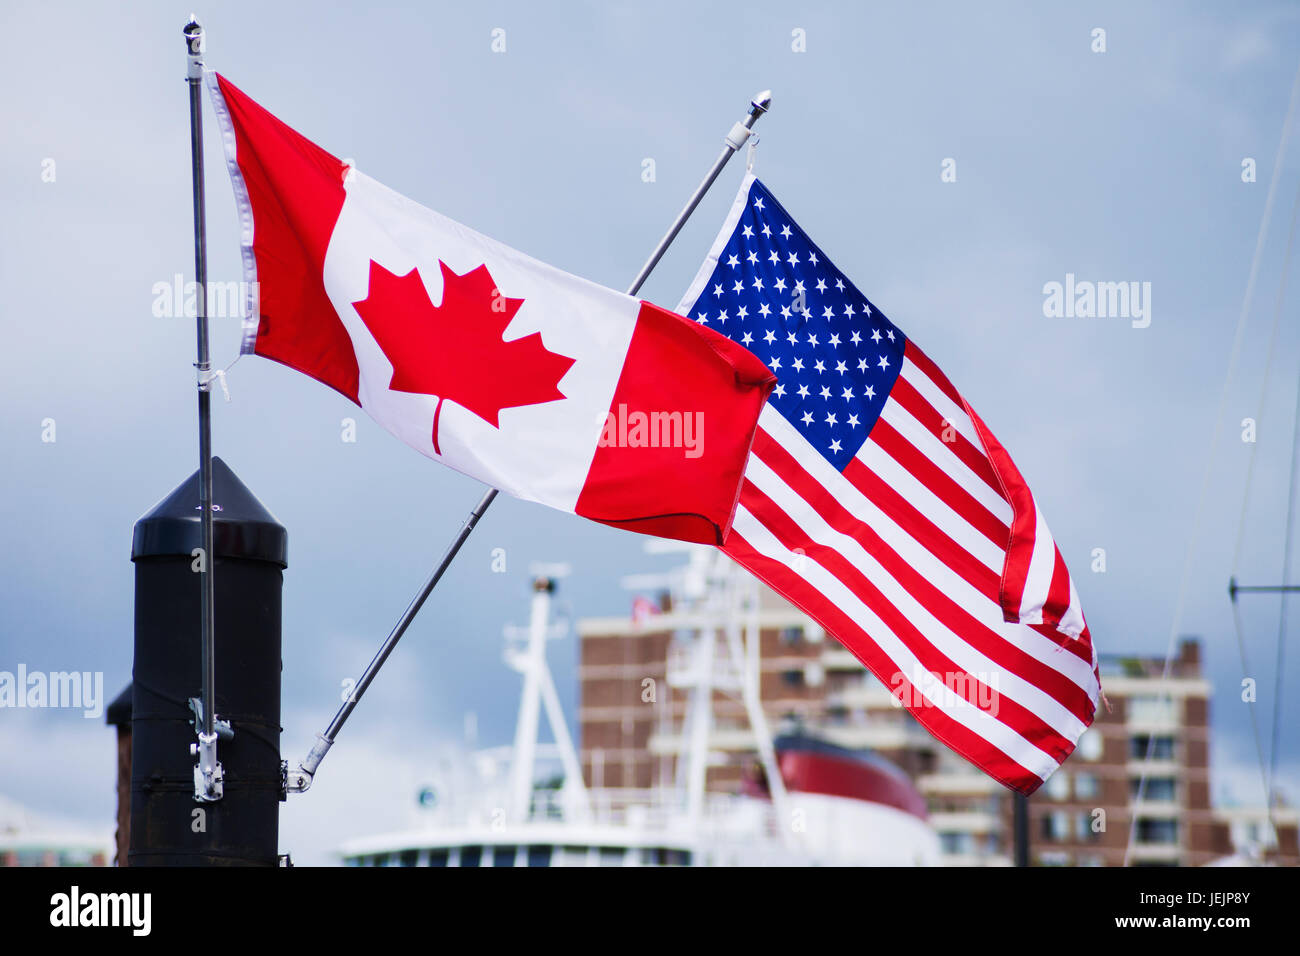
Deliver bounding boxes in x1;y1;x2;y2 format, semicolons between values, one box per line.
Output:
207;74;775;545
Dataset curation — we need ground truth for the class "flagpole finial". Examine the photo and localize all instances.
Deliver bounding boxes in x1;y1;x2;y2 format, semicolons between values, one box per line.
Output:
750;90;772;116
183;16;205;80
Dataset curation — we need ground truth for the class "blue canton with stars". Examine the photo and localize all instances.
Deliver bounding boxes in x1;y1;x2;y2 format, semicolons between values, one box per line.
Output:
685;179;906;471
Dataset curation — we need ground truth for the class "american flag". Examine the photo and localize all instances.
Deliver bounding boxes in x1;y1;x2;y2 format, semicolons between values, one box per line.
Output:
679;176;1100;794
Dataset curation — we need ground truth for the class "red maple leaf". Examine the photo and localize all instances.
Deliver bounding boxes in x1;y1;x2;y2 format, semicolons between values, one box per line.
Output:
353;260;576;454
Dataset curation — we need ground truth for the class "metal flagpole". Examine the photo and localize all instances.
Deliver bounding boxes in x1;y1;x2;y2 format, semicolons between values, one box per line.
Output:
284;89;774;794
183;16;223;803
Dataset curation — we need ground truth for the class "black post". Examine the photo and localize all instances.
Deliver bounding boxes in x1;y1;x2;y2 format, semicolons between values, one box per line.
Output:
1014;792;1030;867
129;458;287;866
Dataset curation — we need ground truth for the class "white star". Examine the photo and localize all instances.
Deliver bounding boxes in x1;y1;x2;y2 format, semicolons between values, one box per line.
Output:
716;310;728;324
733;280;745;293
801;411;815;426
774;383;786;397
858;358;869;372
780;224;792;239
835;360;847;375
768;356;782;370
792;358;805;372
820;386;832;399
752;277;764;292
864;385;876;400
713;283;724;298
774;277;787;292
761;224;772;237
807;333;819;347
758;302;770;316
747;251;759;265
824;306;835;319
741;331;754;345
825;412;838;426
829;333;841;347
809;252;819;266
850;331;862;345
814;359;826;373
768;250;781;264
794;279;805;294
815;278;827;292
797;384;810;398
786;331;799;345
788;251;800;266
841;386;854;400
878;355;890;370
886;329;895;342
863;302;873;317
845;304;855;318
754;196;765;211
742;225;754;239
727;254;740;268
829;438;842;454
780;305;792;319
763;329;777;344
847;414;860;428
870;328;882;344
736;305;748;319
835;278;845;291
696;315;708;324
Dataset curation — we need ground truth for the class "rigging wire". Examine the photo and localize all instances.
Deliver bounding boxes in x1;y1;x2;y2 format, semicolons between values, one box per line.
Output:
1123;59;1300;867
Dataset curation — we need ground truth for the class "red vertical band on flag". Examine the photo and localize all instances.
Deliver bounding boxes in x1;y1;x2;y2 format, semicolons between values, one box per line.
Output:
212;73;359;404
575;302;776;544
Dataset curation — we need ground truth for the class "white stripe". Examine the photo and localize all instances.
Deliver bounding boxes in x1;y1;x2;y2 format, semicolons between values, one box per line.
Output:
879;399;1013;525
676;173;755;318
743;458;1088;741
899;359;982;447
745;431;1099;692
731;505;1059;782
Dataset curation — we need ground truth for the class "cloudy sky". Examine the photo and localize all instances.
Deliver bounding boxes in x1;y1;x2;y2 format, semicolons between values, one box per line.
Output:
2;0;1299;865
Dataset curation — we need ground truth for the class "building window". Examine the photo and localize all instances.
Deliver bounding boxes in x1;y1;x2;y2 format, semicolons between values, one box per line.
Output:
781;669;805;687
460;845;483;867
427;848;449;867
1077;729;1103;761
939;832;974;855
1041;811;1071;841
1044;772;1070;801
1130;735;1176;761
780;626;804;646
527;845;552;867
1127;694;1178;725
1131;777;1177;803
1074;772;1098;800
1075;812;1100;841
493;845;518;867
1135;818;1178;845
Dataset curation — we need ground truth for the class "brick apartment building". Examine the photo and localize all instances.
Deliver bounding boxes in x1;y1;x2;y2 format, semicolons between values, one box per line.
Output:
577;578;1298;866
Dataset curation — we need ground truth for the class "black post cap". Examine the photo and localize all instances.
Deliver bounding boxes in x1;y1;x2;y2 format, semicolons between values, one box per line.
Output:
131;457;287;567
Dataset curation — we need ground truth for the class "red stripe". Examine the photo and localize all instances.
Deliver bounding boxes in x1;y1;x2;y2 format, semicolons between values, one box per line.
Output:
740;470;1095;726
869;419;1010;548
903;340;964;409
891;375;1004;495
738;480;1081;755
1043;546;1074;626
723;527;1049;795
